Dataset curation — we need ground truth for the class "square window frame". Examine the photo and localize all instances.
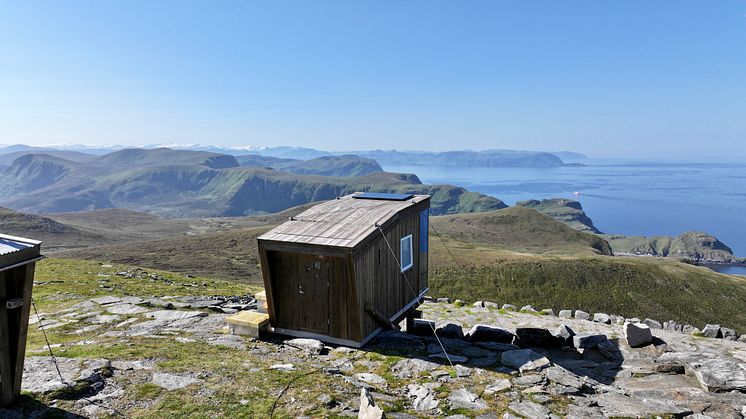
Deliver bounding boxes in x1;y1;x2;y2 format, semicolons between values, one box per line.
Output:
400;234;414;272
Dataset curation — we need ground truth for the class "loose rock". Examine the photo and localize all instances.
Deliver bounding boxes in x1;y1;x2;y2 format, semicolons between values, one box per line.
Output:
701;324;722;338
447;389;487;411
572;334;608;349
508;400;551;419
574;310;590;321
520;305;538;313
515;327;560;348
285;338;325;355
466;324;514;343
501;349;551;373
642;318;662;329
484;379;512;394
407;319;436;337
435;321;464;339
593;313;611;324
554;324;576;347
624;322;652;347
359;388;385;419
406;384;439;412
391;358;440;378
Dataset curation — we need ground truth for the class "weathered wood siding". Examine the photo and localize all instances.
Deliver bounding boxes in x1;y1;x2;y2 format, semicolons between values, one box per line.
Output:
353;209;427;339
260;248;361;341
0;263;36;405
257;195;430;346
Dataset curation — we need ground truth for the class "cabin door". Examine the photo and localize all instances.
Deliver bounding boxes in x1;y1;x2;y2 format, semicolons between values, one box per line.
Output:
296;254;329;335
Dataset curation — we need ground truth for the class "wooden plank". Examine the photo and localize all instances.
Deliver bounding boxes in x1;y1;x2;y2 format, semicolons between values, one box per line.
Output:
12;264;35;398
0;270;14;405
258;247;278;327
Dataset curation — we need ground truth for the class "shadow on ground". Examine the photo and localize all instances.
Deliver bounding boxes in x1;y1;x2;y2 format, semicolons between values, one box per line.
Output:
0;394;87;419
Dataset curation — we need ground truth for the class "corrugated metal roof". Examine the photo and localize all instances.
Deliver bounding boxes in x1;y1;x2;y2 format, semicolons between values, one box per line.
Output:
258;193;429;248
0;233;42;270
0;238;31;255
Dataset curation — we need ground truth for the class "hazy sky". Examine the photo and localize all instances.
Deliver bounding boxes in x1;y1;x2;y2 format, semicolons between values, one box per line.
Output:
1;1;745;160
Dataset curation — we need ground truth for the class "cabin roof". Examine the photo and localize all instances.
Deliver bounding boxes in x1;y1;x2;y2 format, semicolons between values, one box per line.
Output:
0;233;42;270
258;193;429;248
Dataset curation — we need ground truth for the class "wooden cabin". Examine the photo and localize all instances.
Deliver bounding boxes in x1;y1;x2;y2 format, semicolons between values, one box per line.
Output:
257;192;430;347
0;234;42;406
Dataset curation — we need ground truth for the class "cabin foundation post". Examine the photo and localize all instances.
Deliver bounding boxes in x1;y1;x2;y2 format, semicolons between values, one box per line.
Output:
405;309;423;332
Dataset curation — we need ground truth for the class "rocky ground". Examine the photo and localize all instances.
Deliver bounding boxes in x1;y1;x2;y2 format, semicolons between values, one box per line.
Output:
4;260;746;418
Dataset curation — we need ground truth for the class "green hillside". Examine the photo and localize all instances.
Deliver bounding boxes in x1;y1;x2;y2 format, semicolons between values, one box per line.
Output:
603;231;744;264
427;231;746;332
431;206;612;256
238;154;383;177
516;198;600;233
0;149;504;216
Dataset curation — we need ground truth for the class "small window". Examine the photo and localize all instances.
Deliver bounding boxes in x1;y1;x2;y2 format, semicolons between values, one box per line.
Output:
400;235;413;272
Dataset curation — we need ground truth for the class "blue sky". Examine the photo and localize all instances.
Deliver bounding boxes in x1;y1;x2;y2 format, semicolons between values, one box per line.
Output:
1;1;745;160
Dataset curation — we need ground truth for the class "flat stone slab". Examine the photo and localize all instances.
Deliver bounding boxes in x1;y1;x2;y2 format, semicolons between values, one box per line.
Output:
144;310;208;321
406;384;440;412
354;373;387;386
91;296;122;305
429;352;468;363
447;389;487;411
501;349;551;373
285;338;324;354
22;357;111;394
391;358;440;378
591;392;693;418
508;400;551;418
105;303;151;315
484;378;512;394
573;334;608;349
151;372;199;390
90;314;121;324
466;324;514;343
687;357;746;392
207;335;246;350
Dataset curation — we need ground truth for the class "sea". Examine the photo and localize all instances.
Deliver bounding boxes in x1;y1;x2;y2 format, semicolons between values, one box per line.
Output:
383;159;746;276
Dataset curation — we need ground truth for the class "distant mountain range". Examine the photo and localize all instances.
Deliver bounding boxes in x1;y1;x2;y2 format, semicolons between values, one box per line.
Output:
0;147;505;217
0;144;586;168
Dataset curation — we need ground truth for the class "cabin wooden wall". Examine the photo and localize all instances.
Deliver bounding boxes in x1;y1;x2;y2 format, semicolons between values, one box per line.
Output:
261;248;361;342
0;263;36;405
353;209;428;339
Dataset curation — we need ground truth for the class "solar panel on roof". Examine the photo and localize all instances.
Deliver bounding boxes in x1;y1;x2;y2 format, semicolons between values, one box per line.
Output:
352;192;414;201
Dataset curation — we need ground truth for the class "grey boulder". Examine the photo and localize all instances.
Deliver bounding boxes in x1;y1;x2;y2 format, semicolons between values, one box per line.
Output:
514;327;561;348
500;349;551;373
574;310;590;321
701;324;722;338
435;321;464;339
593;313;611;324
624;322;652;347
642;318;662;329
466;324;514;343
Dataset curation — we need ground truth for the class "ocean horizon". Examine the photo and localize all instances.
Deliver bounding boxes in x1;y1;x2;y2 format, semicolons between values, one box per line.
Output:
384;159;746;268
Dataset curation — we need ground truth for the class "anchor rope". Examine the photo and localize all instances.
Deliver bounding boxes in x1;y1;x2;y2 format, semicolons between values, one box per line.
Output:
31;298;124;416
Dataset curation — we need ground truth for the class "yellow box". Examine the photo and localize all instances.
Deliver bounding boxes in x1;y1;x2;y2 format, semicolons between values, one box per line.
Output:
226;311;270;337
227;311;269;327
